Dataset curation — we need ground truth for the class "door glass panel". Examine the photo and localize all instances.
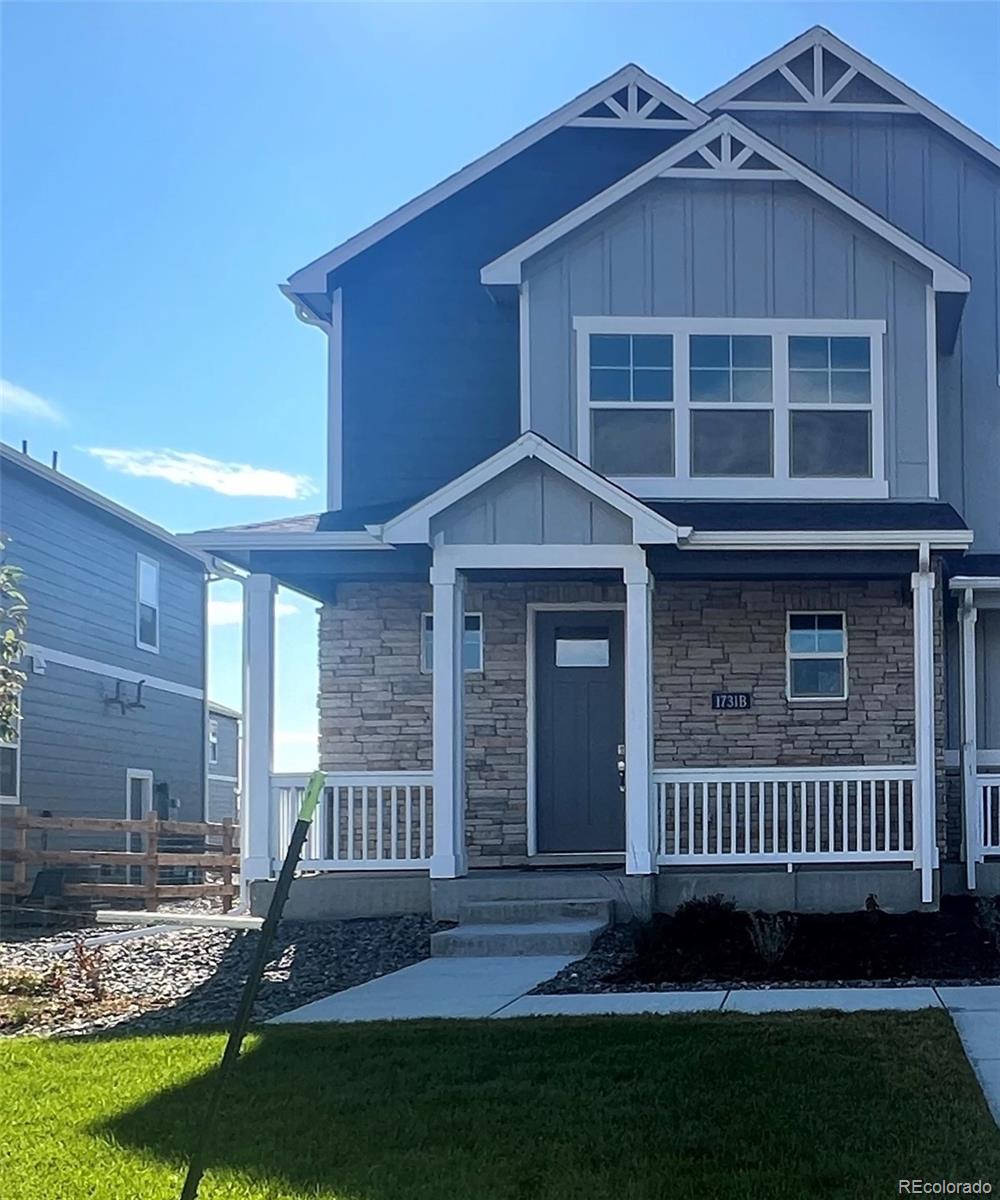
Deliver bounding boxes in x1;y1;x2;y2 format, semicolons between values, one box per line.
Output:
555;638;610;668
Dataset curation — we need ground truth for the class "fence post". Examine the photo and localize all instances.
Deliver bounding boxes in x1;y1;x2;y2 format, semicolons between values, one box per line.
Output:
144;811;159;911
221;818;234;913
13;809;27;896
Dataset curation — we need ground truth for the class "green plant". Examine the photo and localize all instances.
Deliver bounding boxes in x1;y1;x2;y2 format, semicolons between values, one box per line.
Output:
0;967;60;997
974;896;1000;957
4;1001;36;1029
747;912;797;967
0;538;27;746
674;893;737;933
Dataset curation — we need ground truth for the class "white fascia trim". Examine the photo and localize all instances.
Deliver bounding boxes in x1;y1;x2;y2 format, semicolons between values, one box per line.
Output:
574;316;887;336
950;576;1000;591
180;531;392;552
698;25;1000;174
481;114;970;294
328;288;344;511
377;432;690;545
25;643;204;700
0;445;209;568
285;65;707;293
684;529;974;551
208;700;242;720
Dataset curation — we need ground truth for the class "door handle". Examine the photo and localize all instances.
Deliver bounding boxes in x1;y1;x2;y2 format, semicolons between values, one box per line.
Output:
617;743;626;793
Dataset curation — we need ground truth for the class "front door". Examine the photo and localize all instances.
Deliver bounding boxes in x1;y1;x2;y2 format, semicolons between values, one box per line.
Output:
534;610;625;853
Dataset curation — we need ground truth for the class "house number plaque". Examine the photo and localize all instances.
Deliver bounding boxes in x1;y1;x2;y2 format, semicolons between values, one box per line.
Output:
711;692;752;710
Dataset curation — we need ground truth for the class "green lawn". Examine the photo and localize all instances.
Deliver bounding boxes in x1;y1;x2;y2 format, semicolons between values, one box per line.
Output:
3;1012;1000;1199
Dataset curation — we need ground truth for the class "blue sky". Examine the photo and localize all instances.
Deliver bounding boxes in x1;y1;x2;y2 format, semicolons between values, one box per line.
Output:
3;1;998;768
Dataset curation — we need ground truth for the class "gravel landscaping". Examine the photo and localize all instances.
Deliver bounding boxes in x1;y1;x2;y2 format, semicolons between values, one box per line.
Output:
0;915;442;1037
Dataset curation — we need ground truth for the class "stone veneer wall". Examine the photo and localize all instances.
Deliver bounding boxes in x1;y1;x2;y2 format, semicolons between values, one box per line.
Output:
319;576;948;863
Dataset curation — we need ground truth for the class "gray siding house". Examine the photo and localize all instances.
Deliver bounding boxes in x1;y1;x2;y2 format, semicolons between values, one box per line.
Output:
0;444;210;861
189;27;1000;919
207;701;240;824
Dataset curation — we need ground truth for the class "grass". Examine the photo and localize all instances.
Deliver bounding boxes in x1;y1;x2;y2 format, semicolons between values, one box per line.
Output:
3;1012;1000;1199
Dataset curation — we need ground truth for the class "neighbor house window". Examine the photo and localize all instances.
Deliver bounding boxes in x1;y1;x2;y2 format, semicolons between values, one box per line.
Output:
420;613;484;673
136;555;160;652
0;741;19;803
786;613;848;701
588;333;674;478
577;319;884;497
208;719;219;767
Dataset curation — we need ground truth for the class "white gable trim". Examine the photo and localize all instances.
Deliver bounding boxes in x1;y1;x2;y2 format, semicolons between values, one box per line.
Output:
375;433;690;546
699;26;1000;173
285;66;707;294
480;114;971;294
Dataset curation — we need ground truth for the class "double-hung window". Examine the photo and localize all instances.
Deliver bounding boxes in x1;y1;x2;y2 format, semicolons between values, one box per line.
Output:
420;612;484;674
786;613;848;701
136;555;160;652
0;739;19;804
577;319;884;497
208;719;219;767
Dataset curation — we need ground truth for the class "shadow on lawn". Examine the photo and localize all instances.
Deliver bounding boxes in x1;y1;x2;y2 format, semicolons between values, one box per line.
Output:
91;1012;1000;1200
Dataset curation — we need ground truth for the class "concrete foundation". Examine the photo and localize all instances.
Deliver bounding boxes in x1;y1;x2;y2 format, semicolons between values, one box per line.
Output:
250;872;431;920
656;864;927;913
431;870;654;923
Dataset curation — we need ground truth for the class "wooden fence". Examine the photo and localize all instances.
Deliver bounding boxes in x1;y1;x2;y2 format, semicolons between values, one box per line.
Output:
0;811;239;911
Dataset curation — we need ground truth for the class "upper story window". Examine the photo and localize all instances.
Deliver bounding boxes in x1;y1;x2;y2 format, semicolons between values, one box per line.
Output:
136;554;160;652
208;719;219;767
576;318;885;499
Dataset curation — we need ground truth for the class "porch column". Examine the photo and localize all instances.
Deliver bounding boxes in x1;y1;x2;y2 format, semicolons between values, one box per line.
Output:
430;561;468;878
912;554;938;903
242;572;276;887
959;588;980;889
624;557;655;875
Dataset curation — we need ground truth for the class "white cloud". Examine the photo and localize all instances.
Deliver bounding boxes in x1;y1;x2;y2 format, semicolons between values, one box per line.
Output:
82;447;317;500
208;597;301;627
0;379;64;424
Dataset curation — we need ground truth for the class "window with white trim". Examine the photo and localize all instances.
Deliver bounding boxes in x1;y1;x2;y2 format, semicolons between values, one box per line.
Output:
208;719;219;767
136;555;160;652
0;740;19;803
786;612;848;701
420;612;484;674
577;319;885;498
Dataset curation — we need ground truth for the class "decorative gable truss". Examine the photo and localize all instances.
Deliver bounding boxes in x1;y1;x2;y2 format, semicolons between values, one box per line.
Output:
665;127;790;180
570;73;701;130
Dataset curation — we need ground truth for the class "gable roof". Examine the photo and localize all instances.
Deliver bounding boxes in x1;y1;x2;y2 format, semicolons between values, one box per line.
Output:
284;65;707;295
699;25;1000;173
376;432;690;545
480;113;971;294
0;443;207;566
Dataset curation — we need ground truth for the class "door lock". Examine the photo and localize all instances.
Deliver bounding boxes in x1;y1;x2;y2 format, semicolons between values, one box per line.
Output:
617;743;626;793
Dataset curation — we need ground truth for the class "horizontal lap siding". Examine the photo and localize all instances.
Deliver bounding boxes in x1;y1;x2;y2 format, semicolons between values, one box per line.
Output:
525;177;930;494
2;466;204;687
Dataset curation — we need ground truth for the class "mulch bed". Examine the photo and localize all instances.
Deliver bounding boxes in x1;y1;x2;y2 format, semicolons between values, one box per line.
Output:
535;893;1000;994
0;915;443;1037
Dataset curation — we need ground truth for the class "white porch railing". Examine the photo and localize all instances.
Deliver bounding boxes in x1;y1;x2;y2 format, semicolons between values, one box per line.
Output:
654;766;918;866
976;774;1000;854
270;771;433;871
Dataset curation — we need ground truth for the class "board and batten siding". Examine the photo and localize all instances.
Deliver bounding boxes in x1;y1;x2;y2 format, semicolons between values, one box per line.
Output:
524;176;931;498
740;113;1000;551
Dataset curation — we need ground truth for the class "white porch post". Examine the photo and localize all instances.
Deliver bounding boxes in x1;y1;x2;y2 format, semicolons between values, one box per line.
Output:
242;572;276;887
960;587;980;889
430;560;468;878
624;556;655;875
912;552;938;903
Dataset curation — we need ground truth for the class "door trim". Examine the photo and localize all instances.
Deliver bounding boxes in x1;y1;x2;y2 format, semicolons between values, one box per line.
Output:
526;602;626;858
125;769;154;883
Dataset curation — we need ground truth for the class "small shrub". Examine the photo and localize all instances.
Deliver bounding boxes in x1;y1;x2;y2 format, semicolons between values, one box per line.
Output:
5;1001;37;1028
974;896;1000;957
0;967;60;997
748;912;797;967
69;935;106;1002
673;894;740;941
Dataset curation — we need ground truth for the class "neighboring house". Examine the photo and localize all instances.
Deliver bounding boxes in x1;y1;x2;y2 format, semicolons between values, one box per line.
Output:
207;701;241;823
188;26;1000;919
0;444;210;876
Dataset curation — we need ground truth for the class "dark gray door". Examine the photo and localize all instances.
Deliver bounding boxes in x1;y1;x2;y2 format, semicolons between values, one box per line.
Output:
535;610;625;853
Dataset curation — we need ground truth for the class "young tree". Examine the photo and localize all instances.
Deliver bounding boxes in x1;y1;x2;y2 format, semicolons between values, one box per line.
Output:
0;539;27;745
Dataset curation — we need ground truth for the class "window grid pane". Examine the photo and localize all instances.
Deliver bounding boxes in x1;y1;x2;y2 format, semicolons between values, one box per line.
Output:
787;613;847;700
421;614;483;673
690;335;773;406
590;334;673;403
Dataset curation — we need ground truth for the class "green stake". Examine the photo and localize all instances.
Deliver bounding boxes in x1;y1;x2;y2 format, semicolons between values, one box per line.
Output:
179;769;325;1200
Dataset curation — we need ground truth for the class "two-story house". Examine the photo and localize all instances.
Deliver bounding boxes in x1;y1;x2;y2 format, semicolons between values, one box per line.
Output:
0;443;211;888
189;27;1000;921
207;701;241;824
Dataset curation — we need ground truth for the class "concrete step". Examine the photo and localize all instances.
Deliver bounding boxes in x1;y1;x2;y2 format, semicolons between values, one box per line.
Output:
457;898;613;925
431;918;608;958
